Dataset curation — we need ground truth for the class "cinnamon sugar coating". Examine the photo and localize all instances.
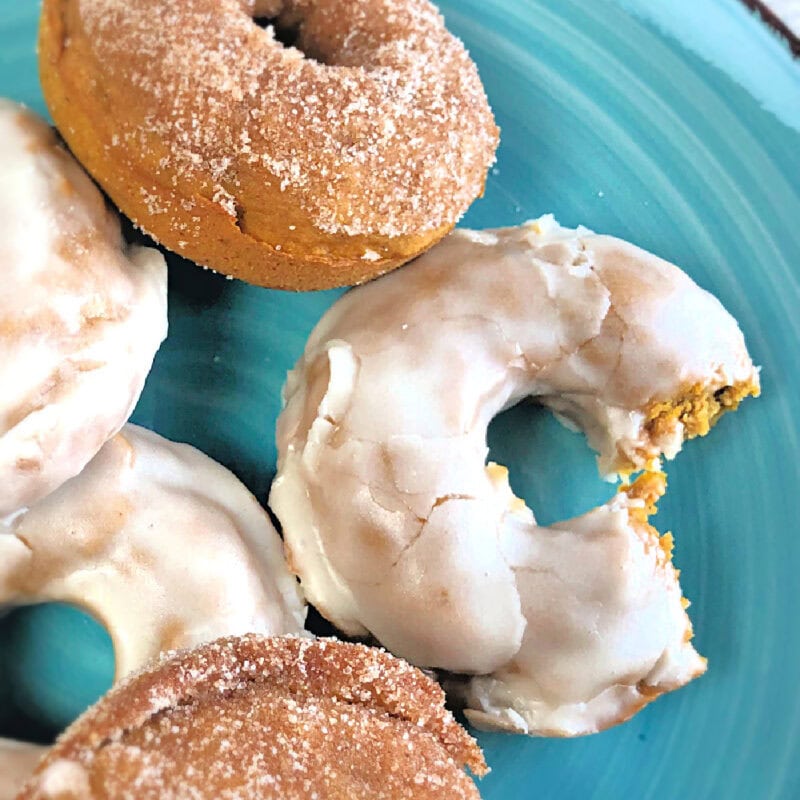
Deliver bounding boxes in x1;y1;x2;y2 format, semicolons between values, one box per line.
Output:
39;0;498;289
18;636;486;799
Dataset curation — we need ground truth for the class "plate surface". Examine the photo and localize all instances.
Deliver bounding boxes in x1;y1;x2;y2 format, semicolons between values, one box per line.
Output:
1;1;799;798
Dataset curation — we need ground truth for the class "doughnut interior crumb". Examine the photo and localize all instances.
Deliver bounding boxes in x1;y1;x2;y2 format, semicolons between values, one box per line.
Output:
620;471;671;557
619;472;699;646
645;380;760;441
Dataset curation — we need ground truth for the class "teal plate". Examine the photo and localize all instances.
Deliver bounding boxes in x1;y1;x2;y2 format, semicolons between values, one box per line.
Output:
1;1;799;798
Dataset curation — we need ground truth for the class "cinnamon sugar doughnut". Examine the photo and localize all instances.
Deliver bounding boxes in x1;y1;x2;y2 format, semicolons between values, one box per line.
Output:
270;217;759;733
0;100;167;519
0;425;304;680
18;635;487;799
39;0;499;290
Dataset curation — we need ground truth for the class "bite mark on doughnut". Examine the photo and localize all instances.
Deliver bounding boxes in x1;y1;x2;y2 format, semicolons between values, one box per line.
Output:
645;380;761;442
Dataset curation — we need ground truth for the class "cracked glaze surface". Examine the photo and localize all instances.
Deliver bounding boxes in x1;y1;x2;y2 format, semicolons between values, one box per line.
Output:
270;217;757;734
0;424;305;681
0;100;167;519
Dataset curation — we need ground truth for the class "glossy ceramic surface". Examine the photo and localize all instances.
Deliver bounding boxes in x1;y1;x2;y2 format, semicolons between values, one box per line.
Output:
1;1;799;797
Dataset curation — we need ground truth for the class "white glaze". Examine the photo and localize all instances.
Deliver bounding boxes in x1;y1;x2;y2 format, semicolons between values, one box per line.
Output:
0;424;305;680
450;476;706;736
0;100;167;517
271;218;756;734
0;739;47;800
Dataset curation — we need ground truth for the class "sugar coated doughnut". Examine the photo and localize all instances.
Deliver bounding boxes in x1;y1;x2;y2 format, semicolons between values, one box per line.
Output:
0;101;167;520
0;425;305;680
18;635;487;799
39;0;499;290
0;740;46;800
270;217;759;734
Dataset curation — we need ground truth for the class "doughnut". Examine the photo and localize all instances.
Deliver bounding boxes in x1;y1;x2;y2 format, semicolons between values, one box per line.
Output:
270;216;759;732
0;100;167;521
38;0;499;290
18;635;487;799
0;425;305;681
0;740;46;800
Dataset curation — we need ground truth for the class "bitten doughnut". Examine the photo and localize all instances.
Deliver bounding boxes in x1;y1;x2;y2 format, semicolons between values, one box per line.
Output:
0;425;304;680
18;635;487;799
271;217;759;733
39;0;499;290
0;101;167;520
0;740;46;800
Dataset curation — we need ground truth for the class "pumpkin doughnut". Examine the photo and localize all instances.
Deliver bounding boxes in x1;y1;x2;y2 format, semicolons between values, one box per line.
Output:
0;425;305;681
17;635;487;799
0;100;167;520
270;216;759;734
38;0;499;290
0;740;46;800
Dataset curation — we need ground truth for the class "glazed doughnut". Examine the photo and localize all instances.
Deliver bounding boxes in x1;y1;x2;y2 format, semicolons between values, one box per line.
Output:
18;635;487;799
0;740;46;800
0;101;167;520
39;0;499;290
0;425;304;680
270;217;758;731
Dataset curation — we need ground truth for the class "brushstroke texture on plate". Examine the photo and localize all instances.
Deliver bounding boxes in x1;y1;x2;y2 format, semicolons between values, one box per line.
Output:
0;1;798;798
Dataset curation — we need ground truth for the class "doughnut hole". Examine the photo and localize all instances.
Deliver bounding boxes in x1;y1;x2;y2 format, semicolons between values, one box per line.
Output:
251;0;307;56
245;0;408;69
248;0;325;63
486;400;615;527
0;604;114;739
254;17;303;51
